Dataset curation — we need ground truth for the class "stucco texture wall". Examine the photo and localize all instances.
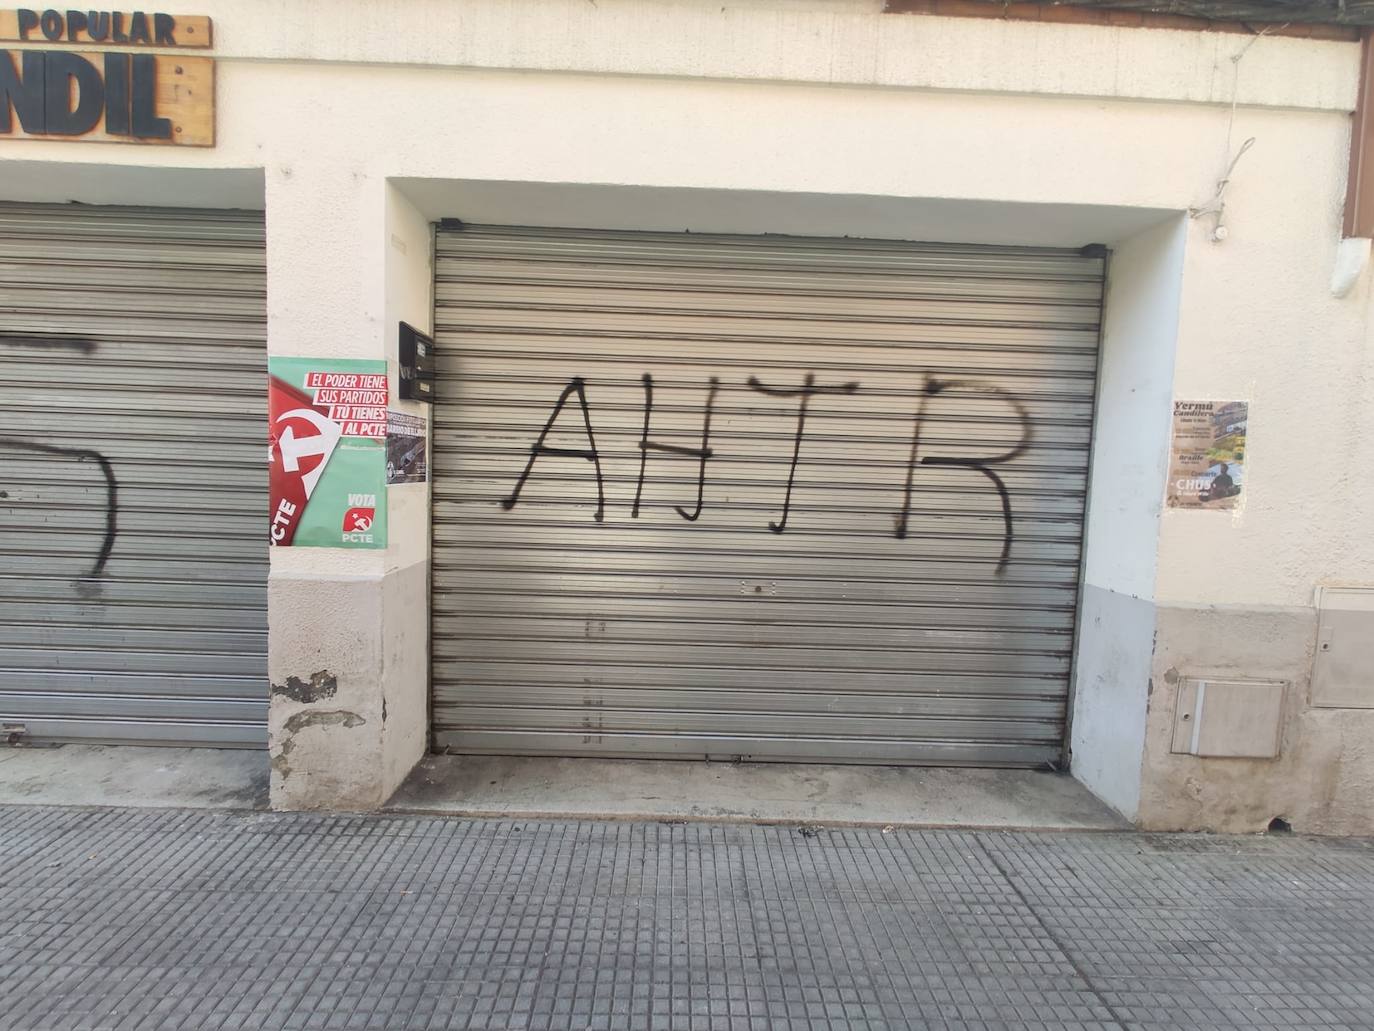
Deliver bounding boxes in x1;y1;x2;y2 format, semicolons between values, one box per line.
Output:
1138;105;1374;836
2;0;1369;822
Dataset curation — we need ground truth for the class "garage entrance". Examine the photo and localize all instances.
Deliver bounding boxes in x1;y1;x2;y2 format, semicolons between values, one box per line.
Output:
0;202;268;747
431;225;1102;766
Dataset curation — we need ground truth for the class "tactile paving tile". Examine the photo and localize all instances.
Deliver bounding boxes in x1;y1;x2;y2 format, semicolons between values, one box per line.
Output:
0;806;1370;1030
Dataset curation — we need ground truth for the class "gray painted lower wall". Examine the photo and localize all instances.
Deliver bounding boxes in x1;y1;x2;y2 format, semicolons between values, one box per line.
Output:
1139;603;1374;836
1069;584;1155;821
268;570;384;811
382;559;430;797
1071;593;1374;835
268;558;429;811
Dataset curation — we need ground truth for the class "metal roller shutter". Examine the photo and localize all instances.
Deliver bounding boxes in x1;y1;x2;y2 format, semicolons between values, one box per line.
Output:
0;202;268;747
432;225;1102;767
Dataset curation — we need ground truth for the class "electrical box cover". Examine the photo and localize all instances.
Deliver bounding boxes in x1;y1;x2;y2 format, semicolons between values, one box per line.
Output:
1312;586;1374;709
1170;678;1286;758
398;322;435;403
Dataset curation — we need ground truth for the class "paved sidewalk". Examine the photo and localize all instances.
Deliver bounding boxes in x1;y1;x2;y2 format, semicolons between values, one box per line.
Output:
1;807;1371;1031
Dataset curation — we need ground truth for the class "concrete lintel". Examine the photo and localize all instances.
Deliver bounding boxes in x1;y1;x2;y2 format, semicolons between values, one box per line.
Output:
0;162;265;209
395;178;1179;249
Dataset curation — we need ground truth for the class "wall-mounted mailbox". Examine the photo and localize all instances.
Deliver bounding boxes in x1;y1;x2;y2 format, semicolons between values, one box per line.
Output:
398;322;435;403
1170;678;1286;759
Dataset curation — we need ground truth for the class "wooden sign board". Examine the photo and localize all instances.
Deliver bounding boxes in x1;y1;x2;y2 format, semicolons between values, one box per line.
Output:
0;10;211;47
0;50;213;145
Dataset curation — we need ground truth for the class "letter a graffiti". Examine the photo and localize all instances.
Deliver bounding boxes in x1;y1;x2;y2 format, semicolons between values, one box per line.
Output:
500;377;606;522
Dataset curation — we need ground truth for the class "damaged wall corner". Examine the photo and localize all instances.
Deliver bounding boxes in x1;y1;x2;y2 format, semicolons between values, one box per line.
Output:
267;567;386;810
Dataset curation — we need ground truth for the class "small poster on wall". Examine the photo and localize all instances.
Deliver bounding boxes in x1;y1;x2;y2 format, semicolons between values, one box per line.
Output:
1165;400;1248;511
268;358;388;548
386;411;428;485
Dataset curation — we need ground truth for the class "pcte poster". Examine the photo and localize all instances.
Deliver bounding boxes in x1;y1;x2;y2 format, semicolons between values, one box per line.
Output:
268;358;388;548
1165;400;1248;511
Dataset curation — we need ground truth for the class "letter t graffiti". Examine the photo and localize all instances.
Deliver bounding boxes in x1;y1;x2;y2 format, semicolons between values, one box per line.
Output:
747;373;859;534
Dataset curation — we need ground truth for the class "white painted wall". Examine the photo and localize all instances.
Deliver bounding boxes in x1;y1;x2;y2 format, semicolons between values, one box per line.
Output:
2;0;1368;815
1159;111;1374;608
379;184;434;795
19;55;1345;613
94;0;1367;110
1084;218;1187;603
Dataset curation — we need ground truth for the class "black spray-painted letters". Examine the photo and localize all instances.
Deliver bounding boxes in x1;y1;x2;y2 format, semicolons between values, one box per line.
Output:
501;376;605;522
896;376;1032;574
746;374;859;534
500;372;1031;573
633;373;719;522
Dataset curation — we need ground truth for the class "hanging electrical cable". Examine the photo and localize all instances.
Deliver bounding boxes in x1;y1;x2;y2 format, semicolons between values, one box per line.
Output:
1188;24;1285;241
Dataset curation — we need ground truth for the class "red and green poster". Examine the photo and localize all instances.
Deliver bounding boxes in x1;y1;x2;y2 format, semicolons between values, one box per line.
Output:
268;357;388;549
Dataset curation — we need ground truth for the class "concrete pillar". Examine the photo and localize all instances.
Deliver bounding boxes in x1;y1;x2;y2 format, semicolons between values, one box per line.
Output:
1069;216;1186;823
266;167;432;810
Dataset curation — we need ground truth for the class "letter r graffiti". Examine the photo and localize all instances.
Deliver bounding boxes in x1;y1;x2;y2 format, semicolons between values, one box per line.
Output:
896;376;1032;574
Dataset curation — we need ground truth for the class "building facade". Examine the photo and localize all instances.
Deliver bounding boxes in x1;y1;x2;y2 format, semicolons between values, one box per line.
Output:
1;0;1371;834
